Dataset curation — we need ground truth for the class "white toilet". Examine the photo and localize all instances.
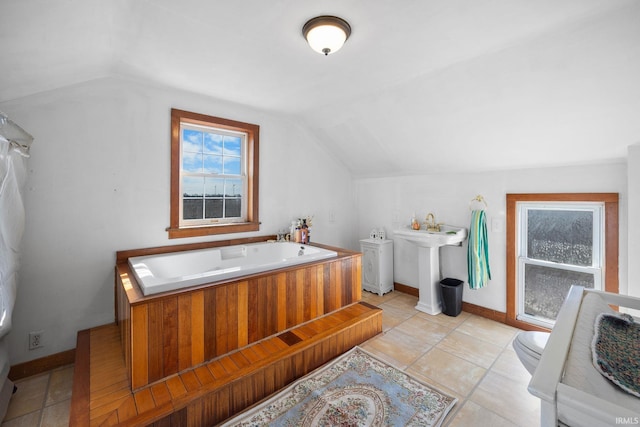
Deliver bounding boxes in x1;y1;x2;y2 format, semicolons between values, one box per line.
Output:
513;331;550;375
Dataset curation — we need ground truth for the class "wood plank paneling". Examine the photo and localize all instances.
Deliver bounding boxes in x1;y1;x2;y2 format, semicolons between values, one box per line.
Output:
177;294;192;372
236;281;248;348
117;250;363;390
134;388;156;414
334;261;342;310
150;383;172;407
226;285;239;352
203;289;216;360
215;285;229;356
355;257;362;301
162;298;179;378
247;280;258;344
206;359;227;380
191;291;205;367
166;376;187;400
131;305;149;390
147;301;164;384
316;266;324;315
180;371;201;393
285;271;296;329
276;273;287;331
257;278;268;339
322;263;331;312
69;329;90;427
117;274;132;385
309;265;318;319
295;269;305;324
194;366;214;387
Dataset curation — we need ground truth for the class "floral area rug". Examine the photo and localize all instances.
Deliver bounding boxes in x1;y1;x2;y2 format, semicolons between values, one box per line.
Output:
220;346;457;426
592;312;640;397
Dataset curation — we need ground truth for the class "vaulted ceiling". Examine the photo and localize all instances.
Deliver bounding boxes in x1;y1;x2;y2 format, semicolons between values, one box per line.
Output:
2;0;639;176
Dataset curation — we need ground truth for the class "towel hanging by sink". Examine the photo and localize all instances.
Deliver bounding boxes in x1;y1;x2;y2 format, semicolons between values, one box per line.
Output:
468;209;491;289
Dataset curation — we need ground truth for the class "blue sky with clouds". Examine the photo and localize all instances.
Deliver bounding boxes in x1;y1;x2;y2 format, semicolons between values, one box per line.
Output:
181;128;243;198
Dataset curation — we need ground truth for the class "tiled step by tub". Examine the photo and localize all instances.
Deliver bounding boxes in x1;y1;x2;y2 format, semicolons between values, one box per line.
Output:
70;301;382;426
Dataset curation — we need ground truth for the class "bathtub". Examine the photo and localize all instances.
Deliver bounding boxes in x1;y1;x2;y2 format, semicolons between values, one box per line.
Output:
128;241;338;296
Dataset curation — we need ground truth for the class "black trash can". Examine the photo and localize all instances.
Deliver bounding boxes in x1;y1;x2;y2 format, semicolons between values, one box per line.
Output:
440;278;463;317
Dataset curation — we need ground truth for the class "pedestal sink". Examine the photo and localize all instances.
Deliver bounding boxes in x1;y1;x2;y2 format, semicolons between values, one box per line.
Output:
394;225;468;315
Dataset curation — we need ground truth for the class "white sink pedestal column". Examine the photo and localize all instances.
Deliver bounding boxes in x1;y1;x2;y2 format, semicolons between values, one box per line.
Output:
415;246;442;315
394;225;467;316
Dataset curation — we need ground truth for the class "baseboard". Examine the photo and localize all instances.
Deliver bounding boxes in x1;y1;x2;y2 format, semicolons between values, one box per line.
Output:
394;282;509;324
393;282;418;297
461;301;507;323
8;349;75;381
4;289;514;383
460;301;550;332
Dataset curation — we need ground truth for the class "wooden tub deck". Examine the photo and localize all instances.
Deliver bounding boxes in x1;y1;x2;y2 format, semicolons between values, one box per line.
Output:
70;301;382;426
70;239;381;425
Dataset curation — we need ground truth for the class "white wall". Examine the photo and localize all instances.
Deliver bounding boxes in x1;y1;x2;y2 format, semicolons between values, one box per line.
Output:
303;1;640;179
0;74;635;365
354;162;628;312
0;76;357;364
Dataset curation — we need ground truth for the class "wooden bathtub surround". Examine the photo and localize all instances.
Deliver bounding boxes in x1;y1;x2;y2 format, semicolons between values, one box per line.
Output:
70;238;381;425
116;238;363;390
71;302;382;426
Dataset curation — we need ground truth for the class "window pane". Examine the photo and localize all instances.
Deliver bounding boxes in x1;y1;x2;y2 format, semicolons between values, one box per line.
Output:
527;210;593;266
223;135;241;155
225;179;243;197
182;176;203;197
204;132;223;154
182;129;202;153
225;199;241;218
172;109;259;236
223;156;241;175
204;177;224;197
524;263;594;321
182;152;203;173
205;199;223;218
203;154;222;174
183;199;203;220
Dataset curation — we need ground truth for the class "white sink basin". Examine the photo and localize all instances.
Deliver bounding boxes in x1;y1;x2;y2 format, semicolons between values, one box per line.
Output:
394;224;468;315
394;225;468;248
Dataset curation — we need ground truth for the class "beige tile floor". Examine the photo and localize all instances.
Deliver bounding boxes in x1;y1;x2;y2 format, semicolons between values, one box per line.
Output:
0;291;540;426
360;291;540;427
1;364;73;427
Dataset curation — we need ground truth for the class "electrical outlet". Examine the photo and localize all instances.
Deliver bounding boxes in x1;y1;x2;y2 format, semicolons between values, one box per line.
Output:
29;331;44;350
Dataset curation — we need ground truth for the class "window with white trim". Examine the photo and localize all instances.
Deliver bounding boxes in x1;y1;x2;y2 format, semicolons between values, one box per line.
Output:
169;109;259;238
516;202;603;328
180;123;246;225
507;193;618;331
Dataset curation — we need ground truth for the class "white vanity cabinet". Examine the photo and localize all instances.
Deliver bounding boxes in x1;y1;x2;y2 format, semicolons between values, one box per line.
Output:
359;239;394;296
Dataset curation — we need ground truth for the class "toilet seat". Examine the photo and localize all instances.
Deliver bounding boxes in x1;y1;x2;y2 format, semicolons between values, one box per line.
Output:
513;331;550;375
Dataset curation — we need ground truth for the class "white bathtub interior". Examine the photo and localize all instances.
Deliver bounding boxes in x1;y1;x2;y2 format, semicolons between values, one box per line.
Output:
128;242;338;296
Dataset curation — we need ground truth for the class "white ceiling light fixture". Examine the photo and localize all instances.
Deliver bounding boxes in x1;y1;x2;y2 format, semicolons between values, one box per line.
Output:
302;16;351;56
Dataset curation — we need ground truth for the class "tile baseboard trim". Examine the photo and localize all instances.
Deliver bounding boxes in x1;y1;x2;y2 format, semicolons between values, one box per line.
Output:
8;348;75;381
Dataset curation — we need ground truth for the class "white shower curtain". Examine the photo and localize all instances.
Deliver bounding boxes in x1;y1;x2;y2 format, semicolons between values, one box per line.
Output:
0;113;33;418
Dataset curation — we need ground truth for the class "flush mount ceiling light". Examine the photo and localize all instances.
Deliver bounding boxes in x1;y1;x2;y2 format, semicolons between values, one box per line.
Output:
302;15;351;56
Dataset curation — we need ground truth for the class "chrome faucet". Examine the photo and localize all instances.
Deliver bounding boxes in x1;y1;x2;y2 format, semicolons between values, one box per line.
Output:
424;213;441;232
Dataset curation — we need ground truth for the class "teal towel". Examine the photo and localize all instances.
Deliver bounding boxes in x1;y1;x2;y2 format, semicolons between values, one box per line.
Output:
468;210;491;289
